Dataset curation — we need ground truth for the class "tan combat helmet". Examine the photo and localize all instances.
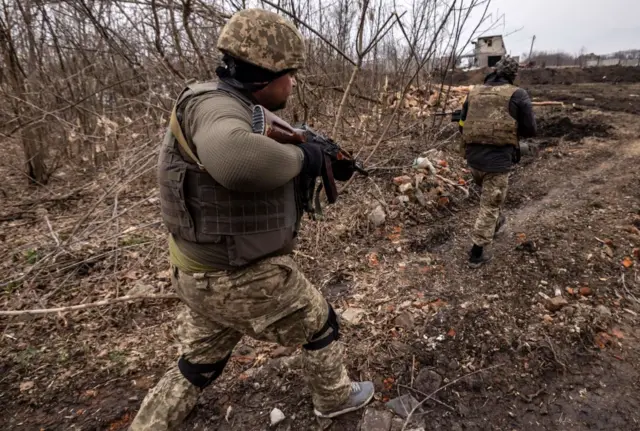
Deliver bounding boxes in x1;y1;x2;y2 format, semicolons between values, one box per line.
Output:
217;8;306;73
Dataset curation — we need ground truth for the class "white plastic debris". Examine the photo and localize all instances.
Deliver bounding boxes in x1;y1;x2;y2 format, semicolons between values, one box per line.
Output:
368;205;386;227
270;408;285;426
412;157;436;174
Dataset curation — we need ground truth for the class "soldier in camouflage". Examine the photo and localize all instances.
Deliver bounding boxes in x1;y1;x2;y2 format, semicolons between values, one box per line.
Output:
129;8;374;431
458;56;537;268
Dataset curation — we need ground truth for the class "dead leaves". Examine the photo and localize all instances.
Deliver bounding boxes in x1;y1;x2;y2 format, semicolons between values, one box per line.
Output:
610;328;625;340
595;327;626;349
566;286;594;297
624;225;640;235
594;332;611;349
386;226;402;243
579;287;593;296
393;176;412;186
19;380;34;392
436;196;450;207
382;377;395;392
108;412;132;431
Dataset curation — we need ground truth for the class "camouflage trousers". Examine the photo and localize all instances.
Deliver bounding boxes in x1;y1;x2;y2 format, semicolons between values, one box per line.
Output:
129;255;351;431
470;169;509;247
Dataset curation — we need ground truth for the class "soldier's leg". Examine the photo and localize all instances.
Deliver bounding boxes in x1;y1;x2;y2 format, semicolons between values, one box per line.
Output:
175;256;370;418
129;303;242;431
471;171;510;247
249;263;352;414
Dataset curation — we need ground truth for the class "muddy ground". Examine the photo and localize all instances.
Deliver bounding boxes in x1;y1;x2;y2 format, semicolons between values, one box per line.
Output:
2;78;640;431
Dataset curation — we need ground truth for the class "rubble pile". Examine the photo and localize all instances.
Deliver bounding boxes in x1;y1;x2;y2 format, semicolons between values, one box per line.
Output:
384;85;473;118
391;149;470;210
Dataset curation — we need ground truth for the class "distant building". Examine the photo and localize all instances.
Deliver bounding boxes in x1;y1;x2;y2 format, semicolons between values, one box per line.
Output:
472;35;507;68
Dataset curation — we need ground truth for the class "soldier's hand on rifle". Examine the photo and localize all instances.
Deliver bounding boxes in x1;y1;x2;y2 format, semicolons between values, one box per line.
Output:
330;159;356;182
298;142;324;177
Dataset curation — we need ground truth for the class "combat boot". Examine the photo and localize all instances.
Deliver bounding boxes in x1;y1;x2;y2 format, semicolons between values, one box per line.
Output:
313;381;375;418
468;244;493;268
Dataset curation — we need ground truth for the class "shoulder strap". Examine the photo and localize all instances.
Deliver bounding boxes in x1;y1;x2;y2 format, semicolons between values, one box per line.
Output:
170;106;204;170
168;80;256;171
168;81;225;171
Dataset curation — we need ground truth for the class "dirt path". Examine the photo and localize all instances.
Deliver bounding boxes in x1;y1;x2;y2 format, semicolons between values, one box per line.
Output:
2;90;640;431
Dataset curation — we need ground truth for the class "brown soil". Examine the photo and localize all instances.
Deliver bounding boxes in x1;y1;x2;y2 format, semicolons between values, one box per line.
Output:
451;65;640;86
2;83;640;431
536;113;613;142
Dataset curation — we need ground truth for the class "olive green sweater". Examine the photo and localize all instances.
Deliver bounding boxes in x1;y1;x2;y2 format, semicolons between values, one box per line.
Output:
185;91;303;191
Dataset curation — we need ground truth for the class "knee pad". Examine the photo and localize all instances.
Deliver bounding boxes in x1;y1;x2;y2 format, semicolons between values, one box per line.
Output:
303;302;340;351
178;352;231;389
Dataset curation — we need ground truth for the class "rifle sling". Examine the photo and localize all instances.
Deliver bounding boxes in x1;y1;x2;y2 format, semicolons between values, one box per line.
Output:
170;105;205;171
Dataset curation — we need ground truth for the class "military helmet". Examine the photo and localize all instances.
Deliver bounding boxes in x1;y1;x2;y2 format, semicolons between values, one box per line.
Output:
495;56;519;78
217;8;306;73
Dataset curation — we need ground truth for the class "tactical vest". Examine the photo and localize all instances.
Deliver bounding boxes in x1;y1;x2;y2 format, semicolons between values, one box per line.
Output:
157;81;300;267
462;84;519;147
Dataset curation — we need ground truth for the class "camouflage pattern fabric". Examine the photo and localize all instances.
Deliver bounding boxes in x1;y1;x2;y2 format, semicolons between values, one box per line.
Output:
217;8;306;73
461;84;519;147
129;255;351;431
495;55;519;79
470;169;509;247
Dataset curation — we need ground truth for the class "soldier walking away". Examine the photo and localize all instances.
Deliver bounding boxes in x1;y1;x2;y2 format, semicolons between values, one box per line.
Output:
129;8;374;430
458;56;537;268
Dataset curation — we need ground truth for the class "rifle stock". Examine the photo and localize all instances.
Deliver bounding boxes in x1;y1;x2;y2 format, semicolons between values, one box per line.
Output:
251;105;306;144
251;104;367;215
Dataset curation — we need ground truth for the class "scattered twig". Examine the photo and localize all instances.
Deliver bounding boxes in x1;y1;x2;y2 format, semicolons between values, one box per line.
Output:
397;383;455;411
44;215;60;246
0;294;179;317
293;250;315;260
518;387;546;403
543;336;568;371
401;364;503;430
436;174;469;198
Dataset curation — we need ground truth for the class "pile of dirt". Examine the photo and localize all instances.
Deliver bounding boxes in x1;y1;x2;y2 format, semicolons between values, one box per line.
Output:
537;114;613;141
450;65;640;86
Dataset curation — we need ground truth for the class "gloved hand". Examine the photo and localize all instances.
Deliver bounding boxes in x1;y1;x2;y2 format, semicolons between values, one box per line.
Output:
298;142;324;178
331;159;356;181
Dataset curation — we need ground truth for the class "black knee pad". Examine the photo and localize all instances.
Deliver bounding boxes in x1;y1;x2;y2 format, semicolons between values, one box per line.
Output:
178;352;231;389
303;302;340;351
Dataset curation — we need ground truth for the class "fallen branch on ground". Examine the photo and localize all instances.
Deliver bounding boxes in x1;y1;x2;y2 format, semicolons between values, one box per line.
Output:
401;364;503;431
0;294;179;317
532;101;564;106
436;174;469;198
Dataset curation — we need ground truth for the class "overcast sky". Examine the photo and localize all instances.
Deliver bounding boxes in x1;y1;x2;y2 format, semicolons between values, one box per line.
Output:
463;0;640;56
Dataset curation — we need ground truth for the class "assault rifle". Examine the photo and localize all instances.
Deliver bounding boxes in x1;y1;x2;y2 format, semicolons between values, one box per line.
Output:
251;105;368;216
433;109;462;122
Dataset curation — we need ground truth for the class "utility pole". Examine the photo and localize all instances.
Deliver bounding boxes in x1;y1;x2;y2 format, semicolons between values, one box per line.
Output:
528;35;536;62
